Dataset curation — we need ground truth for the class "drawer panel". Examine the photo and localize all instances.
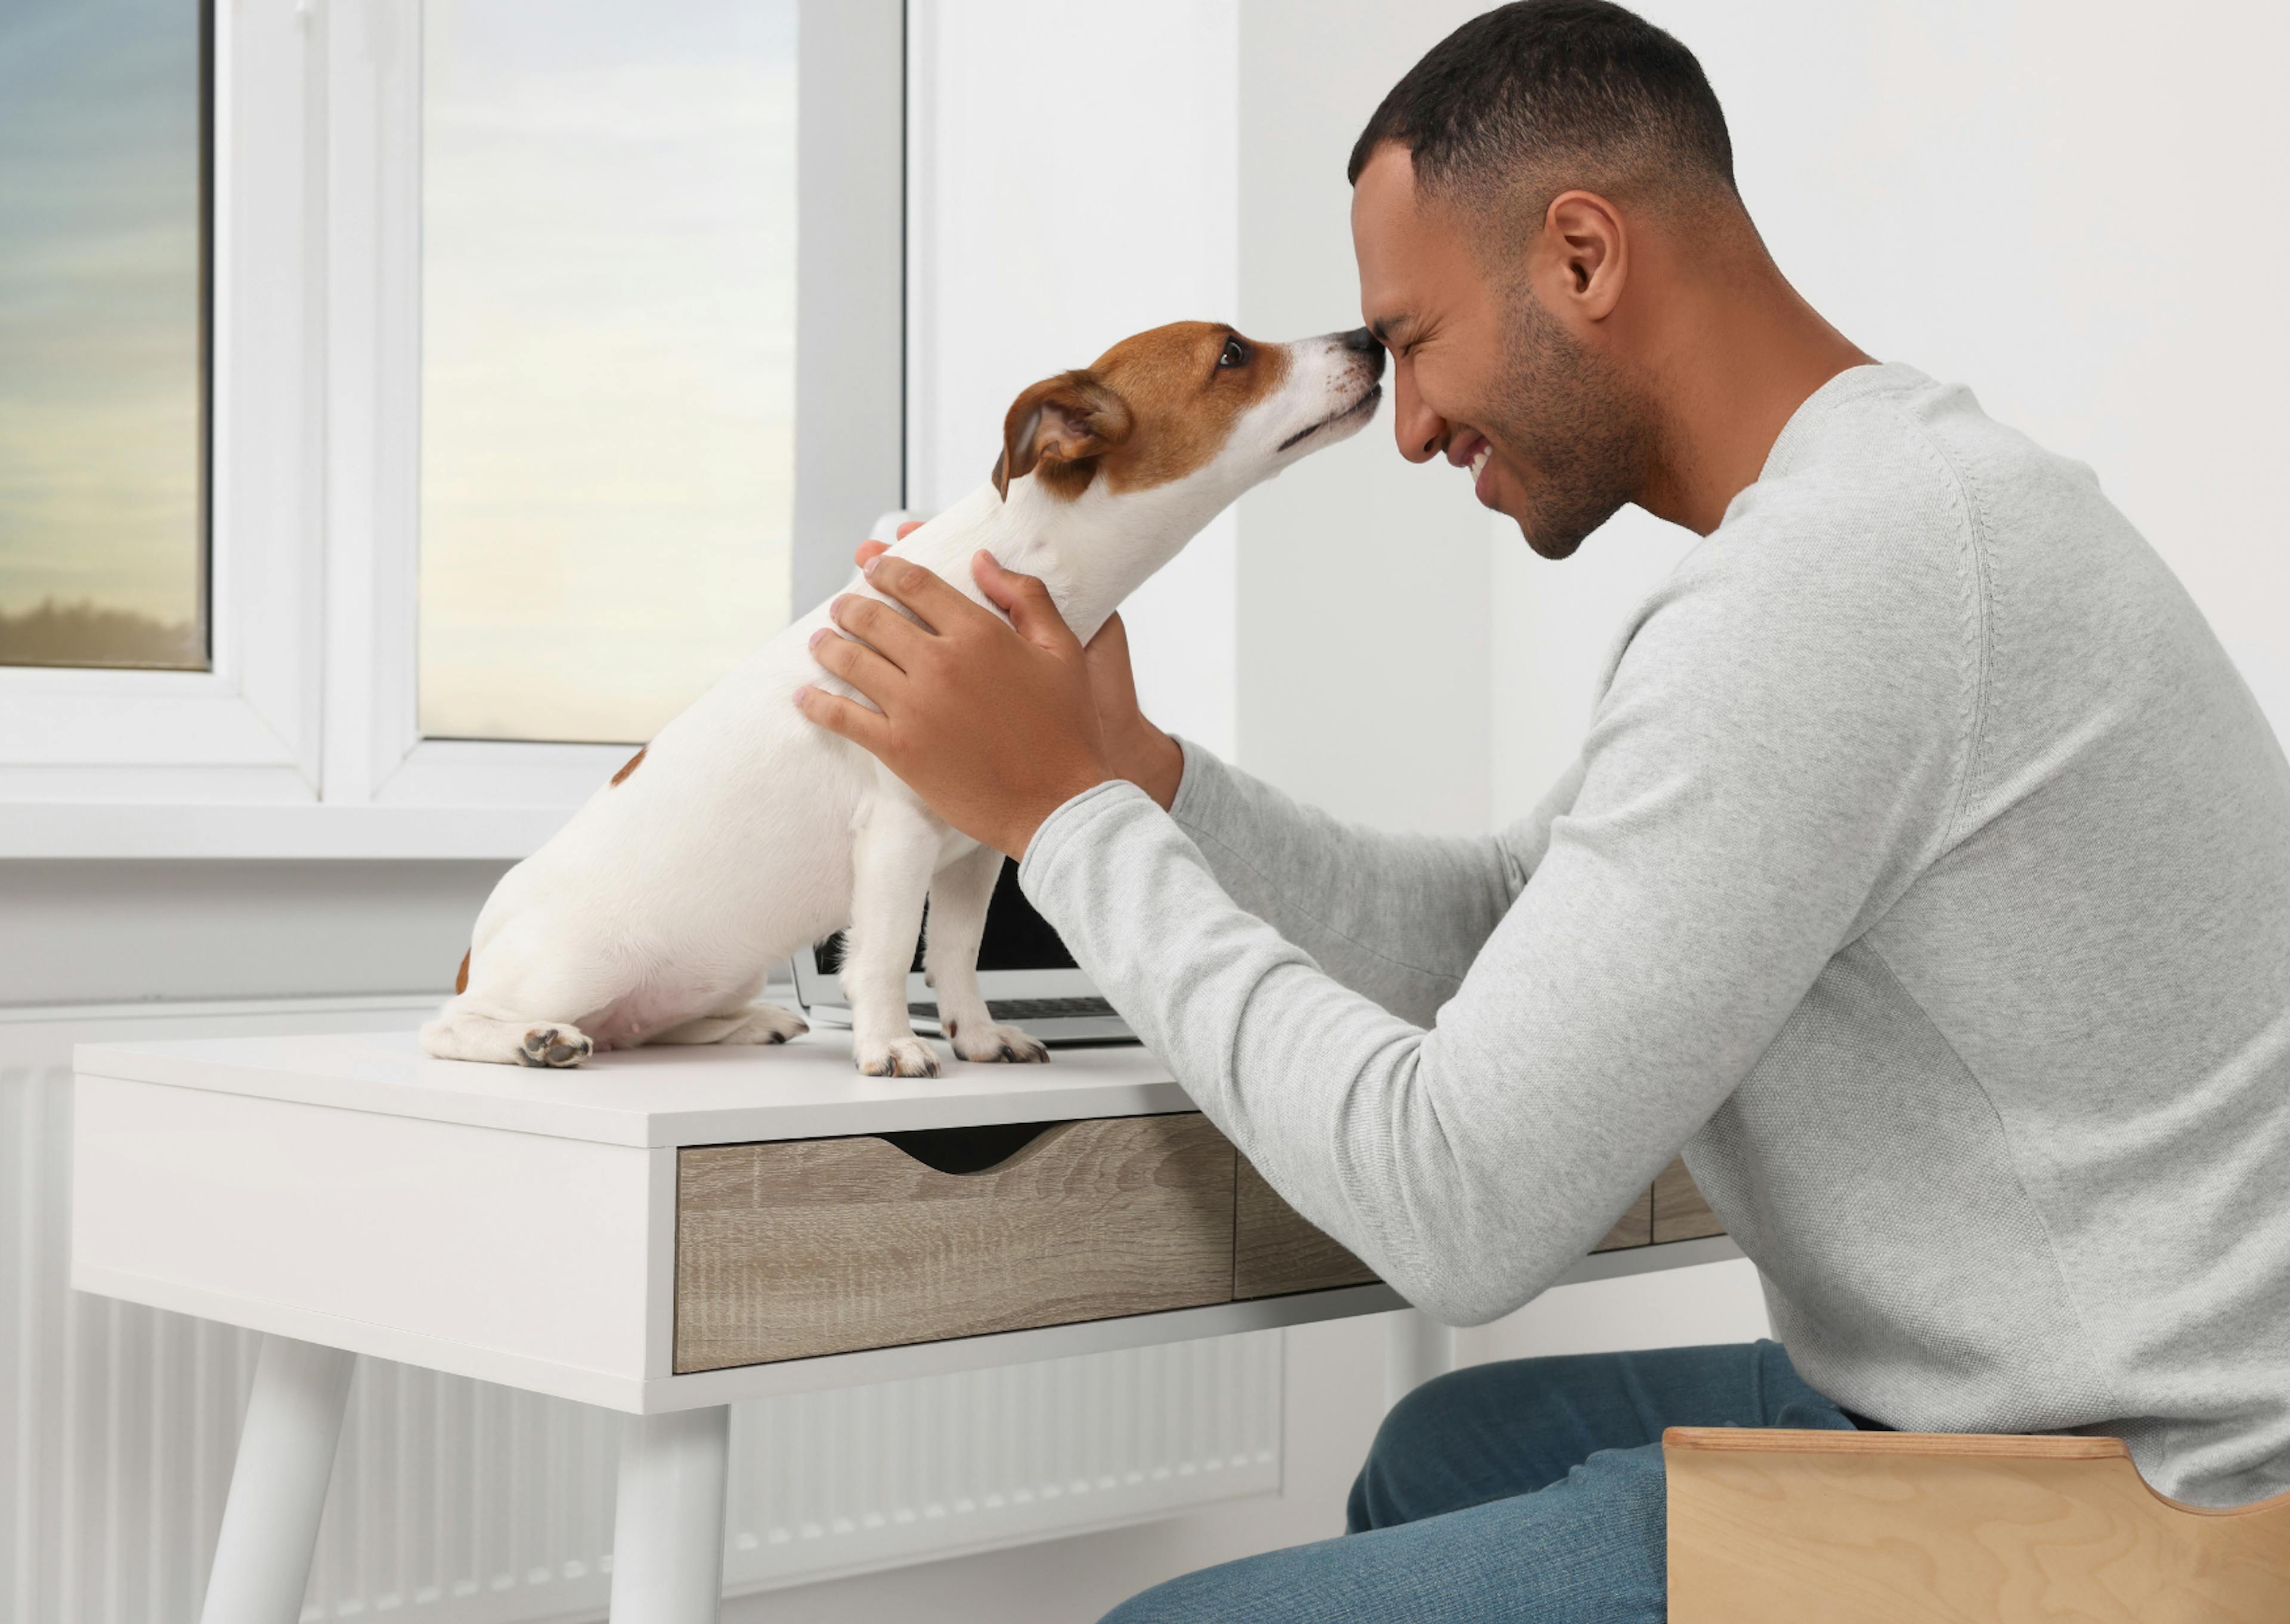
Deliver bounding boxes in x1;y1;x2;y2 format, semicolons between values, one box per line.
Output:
1596;1184;1655;1252
1653;1157;1725;1244
1233;1151;1672;1301
674;1112;1236;1372
1234;1155;1378;1300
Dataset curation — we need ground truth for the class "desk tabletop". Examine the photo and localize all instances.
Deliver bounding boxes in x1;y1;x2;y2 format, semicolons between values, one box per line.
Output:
73;1028;1193;1147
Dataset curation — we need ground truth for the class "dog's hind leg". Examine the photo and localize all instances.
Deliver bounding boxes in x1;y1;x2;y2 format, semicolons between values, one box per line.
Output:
420;918;627;1066
924;844;1048;1064
843;792;944;1077
648;982;809;1047
420;1002;595;1068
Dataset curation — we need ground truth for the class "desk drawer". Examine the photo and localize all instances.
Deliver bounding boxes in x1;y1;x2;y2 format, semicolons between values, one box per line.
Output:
1653;1157;1724;1243
1231;1155;1682;1301
1234;1155;1378;1298
674;1112;1236;1371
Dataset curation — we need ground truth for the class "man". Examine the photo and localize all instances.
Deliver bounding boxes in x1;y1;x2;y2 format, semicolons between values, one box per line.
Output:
797;2;2290;1615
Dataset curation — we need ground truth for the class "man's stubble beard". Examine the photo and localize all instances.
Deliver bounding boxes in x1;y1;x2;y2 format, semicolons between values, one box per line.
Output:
1484;284;1652;562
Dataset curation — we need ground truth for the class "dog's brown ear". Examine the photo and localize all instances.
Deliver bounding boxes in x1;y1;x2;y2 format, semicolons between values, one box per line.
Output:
992;370;1133;500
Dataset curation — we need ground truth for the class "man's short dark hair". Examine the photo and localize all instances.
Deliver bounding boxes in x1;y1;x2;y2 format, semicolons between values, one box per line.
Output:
1348;1;1737;220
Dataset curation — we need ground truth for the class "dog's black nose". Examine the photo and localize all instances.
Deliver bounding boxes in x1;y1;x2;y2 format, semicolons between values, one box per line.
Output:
1342;326;1387;379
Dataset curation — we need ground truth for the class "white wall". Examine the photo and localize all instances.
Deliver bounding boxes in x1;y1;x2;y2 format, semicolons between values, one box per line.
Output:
1233;0;1495;833
904;0;1241;757
0;859;500;1005
1496;0;2290;814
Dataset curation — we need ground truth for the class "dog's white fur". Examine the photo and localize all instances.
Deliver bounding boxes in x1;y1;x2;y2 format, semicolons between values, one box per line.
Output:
422;325;1382;1074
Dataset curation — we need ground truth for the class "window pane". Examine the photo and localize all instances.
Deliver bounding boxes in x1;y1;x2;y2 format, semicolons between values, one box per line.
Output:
0;0;208;671
419;1;799;744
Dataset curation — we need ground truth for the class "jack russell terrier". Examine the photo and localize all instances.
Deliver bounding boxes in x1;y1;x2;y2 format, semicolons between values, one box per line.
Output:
422;320;1386;1074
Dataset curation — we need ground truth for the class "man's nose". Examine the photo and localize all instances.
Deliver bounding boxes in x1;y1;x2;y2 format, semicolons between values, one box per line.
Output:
1391;364;1444;465
1341;327;1387;380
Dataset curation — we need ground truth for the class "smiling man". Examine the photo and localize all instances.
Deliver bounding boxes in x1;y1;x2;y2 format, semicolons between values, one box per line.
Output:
796;2;2290;1617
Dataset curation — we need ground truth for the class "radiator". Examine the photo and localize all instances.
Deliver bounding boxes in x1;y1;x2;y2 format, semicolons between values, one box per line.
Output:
0;1000;1282;1624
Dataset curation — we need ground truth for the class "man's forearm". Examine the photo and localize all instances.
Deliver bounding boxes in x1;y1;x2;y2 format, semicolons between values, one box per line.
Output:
1162;739;1534;1025
1018;781;1676;1324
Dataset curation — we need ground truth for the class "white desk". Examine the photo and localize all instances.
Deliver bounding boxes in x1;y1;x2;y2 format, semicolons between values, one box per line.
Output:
70;1029;1737;1623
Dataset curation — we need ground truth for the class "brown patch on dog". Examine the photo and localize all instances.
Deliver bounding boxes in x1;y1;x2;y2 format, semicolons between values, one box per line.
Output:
994;322;1291;501
611;746;646;786
994;373;1131;500
455;949;470;995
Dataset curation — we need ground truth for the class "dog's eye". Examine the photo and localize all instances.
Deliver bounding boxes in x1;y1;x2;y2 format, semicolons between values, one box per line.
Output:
1218;337;1248;370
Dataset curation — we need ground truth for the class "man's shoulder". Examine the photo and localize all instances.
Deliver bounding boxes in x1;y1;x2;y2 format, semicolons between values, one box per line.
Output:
1729;364;2106;555
1669;451;1969;652
1679;364;2091;630
1610;372;1994;729
1725;368;1984;557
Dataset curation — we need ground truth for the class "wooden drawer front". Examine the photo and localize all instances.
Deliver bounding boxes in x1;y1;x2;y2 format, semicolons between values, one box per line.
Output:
1596;1185;1655;1251
1234;1155;1378;1299
674;1113;1237;1372
1596;1159;1724;1250
1654;1157;1725;1244
1231;1151;1721;1302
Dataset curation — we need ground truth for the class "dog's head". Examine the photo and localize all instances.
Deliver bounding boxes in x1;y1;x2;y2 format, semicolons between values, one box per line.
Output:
992;322;1385;509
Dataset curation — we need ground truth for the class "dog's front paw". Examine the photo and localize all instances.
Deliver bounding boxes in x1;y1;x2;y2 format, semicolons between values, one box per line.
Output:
855;1034;940;1078
947;1018;1050;1065
518;1025;593;1068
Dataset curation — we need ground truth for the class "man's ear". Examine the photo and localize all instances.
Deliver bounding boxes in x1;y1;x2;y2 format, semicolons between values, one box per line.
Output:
992;370;1134;500
1541;190;1627;323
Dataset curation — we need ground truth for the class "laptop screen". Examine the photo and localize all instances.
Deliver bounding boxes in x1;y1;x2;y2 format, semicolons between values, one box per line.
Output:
810;859;1077;976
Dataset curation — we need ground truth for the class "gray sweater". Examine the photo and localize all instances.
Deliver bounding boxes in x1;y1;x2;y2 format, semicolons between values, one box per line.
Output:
1019;362;2290;1508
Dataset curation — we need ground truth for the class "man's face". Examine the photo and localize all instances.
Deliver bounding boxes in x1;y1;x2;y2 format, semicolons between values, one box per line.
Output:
1351;144;1645;560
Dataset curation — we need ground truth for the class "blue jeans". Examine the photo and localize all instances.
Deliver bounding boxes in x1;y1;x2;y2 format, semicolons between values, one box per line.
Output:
1100;1340;1855;1623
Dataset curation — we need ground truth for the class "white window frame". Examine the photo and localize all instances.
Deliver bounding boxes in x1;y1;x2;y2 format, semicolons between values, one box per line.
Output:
0;0;902;860
0;3;321;818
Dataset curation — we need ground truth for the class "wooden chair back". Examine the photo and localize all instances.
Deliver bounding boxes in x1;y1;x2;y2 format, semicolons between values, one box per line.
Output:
1665;1425;2290;1623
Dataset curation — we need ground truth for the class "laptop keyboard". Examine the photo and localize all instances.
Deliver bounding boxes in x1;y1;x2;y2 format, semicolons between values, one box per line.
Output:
909;996;1118;1021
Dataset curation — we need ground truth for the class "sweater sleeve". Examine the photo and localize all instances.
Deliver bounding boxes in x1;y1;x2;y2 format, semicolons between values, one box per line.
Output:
1019;500;1973;1324
1164;739;1585;1025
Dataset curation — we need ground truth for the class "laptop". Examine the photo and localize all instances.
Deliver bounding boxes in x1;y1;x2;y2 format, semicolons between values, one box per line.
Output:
791;858;1136;1044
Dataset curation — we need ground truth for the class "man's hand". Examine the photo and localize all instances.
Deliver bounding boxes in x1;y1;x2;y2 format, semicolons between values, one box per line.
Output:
1070;609;1185;810
825;533;1184;844
796;548;1127;859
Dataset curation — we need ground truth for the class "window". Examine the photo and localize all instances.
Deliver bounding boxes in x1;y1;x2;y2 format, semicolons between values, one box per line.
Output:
0;0;209;672
418;1;800;745
0;0;902;856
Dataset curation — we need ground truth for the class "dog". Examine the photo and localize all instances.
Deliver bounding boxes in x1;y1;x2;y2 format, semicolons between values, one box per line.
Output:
420;320;1386;1074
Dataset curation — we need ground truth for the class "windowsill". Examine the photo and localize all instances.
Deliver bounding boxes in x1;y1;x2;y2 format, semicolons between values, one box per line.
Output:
0;800;574;861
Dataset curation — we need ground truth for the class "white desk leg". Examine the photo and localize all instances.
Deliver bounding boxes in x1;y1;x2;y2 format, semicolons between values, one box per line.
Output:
1384;1307;1455;1411
199;1335;356;1624
610;1405;731;1623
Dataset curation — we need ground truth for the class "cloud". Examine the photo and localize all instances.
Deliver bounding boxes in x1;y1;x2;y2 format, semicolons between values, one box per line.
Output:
416;2;800;743
0;0;203;630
